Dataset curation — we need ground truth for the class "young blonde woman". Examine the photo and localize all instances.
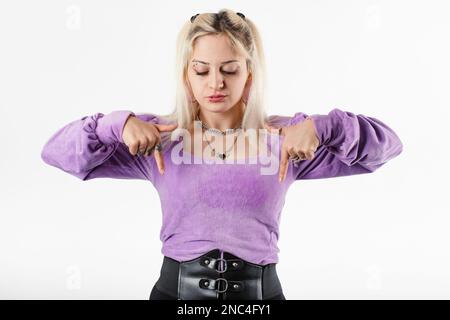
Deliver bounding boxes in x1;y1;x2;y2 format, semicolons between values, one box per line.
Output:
41;9;403;300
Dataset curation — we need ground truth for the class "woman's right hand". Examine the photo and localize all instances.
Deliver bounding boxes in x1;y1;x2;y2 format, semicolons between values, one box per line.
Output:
122;115;178;175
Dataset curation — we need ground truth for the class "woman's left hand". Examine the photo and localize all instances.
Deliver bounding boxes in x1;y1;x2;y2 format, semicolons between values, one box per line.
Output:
265;117;320;183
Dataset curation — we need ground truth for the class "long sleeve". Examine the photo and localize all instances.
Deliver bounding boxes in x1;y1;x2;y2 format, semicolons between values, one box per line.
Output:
41;110;159;181
288;108;403;180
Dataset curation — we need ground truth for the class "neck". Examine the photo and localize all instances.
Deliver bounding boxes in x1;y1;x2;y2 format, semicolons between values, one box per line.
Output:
197;101;244;132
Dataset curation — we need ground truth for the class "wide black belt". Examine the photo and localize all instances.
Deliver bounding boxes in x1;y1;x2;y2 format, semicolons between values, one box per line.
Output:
155;248;283;300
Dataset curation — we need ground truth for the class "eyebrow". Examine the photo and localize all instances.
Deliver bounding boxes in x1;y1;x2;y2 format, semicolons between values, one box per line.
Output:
191;59;239;65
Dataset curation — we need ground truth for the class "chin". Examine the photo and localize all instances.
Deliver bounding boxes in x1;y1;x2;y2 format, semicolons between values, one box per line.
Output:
203;103;233;113
205;100;241;111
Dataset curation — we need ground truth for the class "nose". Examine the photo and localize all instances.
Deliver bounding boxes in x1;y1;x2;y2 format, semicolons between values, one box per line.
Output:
208;69;225;90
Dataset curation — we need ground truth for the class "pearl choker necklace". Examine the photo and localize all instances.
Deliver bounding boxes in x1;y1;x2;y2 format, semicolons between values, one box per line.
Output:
194;113;242;135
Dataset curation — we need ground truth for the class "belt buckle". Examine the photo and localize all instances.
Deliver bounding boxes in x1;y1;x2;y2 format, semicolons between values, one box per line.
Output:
215;277;228;293
214;258;227;273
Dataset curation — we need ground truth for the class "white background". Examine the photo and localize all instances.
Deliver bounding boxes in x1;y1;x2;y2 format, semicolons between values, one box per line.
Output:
0;0;448;299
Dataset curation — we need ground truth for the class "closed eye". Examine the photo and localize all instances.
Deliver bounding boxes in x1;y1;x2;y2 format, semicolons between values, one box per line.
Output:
195;71;237;76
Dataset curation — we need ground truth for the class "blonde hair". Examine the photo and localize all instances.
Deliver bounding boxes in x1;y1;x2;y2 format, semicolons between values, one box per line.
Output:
152;9;270;151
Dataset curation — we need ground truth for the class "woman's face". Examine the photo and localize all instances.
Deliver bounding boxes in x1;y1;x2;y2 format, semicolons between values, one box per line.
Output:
187;33;250;113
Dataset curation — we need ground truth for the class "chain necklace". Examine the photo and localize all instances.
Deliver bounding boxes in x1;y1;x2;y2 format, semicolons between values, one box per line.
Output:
204;131;240;160
195;111;242;160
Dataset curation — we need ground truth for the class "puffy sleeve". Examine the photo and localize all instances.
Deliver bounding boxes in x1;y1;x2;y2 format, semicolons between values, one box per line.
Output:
286;108;403;180
41;110;160;181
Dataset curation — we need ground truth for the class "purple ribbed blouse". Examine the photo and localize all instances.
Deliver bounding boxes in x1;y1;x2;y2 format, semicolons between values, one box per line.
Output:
41;108;403;265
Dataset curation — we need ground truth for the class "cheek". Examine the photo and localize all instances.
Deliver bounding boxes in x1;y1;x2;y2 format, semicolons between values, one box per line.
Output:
229;77;248;95
188;78;202;95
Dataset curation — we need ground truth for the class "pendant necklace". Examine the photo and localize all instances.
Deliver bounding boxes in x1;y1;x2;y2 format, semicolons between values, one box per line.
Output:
195;112;242;160
204;131;240;160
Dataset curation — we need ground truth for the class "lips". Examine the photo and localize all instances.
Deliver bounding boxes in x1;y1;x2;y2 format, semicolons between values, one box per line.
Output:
208;94;227;98
208;95;227;102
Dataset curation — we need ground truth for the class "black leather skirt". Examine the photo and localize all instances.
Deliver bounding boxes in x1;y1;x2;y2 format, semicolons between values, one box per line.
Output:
150;248;285;300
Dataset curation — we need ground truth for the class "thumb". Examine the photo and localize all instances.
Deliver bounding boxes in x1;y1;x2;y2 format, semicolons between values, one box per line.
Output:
154;122;178;132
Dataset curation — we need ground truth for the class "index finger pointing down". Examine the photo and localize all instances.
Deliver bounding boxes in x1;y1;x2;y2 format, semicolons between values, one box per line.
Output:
279;148;289;183
154;140;165;175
